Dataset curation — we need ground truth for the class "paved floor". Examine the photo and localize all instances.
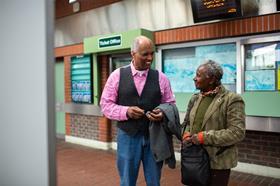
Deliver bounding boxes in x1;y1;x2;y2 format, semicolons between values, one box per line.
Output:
56;139;280;186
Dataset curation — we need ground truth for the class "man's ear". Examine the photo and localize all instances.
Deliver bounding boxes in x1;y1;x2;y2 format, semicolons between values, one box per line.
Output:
131;51;135;59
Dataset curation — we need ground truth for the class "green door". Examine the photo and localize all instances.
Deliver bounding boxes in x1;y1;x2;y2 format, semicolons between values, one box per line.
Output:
55;61;65;136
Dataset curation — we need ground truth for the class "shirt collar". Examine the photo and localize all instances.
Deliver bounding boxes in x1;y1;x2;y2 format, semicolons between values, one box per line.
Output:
130;62;149;77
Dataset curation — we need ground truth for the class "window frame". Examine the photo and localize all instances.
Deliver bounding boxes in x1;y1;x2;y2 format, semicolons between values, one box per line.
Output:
155;33;280;94
241;36;280;92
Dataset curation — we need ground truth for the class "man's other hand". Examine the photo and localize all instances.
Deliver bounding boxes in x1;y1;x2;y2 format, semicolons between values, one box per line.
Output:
146;108;163;122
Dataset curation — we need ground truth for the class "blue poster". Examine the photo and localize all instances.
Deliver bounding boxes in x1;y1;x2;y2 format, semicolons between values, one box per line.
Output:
164;58;198;93
245;70;275;91
163;43;236;93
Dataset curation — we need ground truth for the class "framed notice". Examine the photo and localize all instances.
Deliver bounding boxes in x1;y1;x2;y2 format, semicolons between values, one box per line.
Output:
245;70;275;91
191;0;242;23
71;55;93;103
163;43;237;93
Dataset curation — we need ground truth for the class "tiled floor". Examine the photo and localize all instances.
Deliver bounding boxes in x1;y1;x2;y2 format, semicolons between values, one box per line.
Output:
56;139;280;186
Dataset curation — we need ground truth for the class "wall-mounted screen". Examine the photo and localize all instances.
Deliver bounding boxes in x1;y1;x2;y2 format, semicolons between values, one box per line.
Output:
191;0;242;23
277;0;280;11
71;55;93;103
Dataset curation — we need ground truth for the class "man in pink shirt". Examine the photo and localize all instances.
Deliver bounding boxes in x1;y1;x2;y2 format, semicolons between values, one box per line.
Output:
100;36;175;186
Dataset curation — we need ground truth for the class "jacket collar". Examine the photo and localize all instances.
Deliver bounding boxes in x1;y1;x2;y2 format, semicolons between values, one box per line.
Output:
189;85;228;131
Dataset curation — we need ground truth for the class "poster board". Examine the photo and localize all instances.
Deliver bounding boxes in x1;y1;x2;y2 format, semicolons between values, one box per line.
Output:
71;55;93;103
163;43;236;93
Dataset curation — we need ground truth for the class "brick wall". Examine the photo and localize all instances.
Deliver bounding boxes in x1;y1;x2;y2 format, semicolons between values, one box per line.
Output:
64;56;72;136
154;13;280;45
238;131;280;168
98;55;112;142
70;114;99;140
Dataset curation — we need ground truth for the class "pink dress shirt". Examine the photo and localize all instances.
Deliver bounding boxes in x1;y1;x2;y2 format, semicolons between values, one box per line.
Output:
100;63;175;121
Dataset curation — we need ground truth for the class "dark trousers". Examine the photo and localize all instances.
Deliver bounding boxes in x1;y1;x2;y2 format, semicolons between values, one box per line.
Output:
209;169;231;186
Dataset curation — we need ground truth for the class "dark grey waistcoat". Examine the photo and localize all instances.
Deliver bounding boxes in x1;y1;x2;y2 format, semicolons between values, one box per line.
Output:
117;66;161;136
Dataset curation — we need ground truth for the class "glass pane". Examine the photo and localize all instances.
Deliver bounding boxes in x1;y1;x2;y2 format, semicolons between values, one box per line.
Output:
223;84;236;92
111;55;131;72
245;43;277;70
71;69;90;75
72;63;90;69
245;70;275;91
163;43;236;93
244;42;279;91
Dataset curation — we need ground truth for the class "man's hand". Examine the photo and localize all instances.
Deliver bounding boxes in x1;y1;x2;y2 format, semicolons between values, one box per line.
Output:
127;106;144;119
146;108;163;122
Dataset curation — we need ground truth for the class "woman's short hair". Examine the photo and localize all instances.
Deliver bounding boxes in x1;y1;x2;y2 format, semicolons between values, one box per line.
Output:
199;59;223;83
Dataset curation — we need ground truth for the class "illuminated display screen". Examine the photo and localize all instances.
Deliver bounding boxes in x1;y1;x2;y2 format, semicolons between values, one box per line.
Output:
191;0;242;23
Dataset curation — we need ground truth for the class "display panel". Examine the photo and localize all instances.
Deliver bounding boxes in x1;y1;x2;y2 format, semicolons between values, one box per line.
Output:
245;70;275;91
191;0;242;23
245;42;280;91
71;55;93;103
163;43;236;93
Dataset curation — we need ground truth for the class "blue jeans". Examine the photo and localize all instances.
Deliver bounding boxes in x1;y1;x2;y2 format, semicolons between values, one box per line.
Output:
117;128;163;186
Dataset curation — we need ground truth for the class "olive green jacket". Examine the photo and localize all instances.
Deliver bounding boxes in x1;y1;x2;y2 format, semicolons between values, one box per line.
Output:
182;86;246;169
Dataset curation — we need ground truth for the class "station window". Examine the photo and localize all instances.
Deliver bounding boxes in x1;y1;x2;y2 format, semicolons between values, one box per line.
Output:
110;54;131;73
162;43;237;93
244;42;280;91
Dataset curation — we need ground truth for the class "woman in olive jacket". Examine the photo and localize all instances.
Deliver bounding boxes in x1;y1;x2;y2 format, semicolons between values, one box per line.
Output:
182;60;246;186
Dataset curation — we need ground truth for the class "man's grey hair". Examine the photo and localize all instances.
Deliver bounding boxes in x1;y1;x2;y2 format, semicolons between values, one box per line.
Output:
131;36;152;52
199;59;223;83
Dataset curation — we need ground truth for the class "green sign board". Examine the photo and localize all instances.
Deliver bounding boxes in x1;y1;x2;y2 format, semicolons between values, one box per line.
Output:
98;35;121;48
84;29;154;54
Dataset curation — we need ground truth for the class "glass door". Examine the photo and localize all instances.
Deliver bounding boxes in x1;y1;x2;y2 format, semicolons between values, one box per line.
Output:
109;53;131;73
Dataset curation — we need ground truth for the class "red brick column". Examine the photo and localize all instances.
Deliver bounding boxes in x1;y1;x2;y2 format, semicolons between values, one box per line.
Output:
98;117;111;142
98;55;112;142
64;56;72;136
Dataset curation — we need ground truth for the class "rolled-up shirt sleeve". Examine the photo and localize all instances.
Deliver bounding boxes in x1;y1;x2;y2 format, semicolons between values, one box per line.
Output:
100;69;129;121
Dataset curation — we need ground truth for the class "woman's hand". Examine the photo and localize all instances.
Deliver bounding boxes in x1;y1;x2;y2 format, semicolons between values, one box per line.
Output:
182;132;204;145
182;132;191;142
